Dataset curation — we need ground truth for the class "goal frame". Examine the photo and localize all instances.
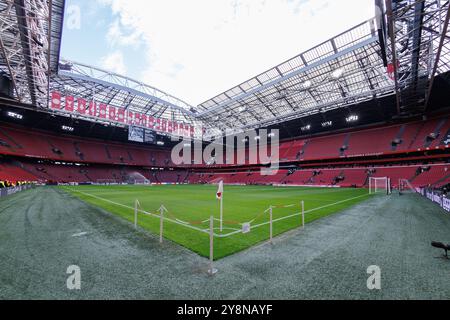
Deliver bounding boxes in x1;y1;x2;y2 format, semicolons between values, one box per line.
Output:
129;178;151;185
369;177;391;195
96;179;119;185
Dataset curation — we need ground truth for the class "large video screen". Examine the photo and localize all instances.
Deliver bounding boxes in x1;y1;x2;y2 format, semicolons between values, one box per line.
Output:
128;126;144;143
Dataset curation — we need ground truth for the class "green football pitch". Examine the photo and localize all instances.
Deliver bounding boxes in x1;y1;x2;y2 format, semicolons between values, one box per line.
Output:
62;184;371;259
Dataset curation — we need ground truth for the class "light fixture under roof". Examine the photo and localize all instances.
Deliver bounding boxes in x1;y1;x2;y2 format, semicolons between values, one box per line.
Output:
7;111;23;120
62;125;74;132
301;125;311;131
346;115;359;123
331;68;344;79
302;80;312;89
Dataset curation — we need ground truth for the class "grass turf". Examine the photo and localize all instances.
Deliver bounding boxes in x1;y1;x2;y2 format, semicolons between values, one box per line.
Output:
62;184;370;259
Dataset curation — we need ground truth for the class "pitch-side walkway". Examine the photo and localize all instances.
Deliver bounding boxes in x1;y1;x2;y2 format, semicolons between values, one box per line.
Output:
0;187;449;299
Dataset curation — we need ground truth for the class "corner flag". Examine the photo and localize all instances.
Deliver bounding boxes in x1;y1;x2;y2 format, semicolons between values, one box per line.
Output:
216;181;224;232
216;180;223;200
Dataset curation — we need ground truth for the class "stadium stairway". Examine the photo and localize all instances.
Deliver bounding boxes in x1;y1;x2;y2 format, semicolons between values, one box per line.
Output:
339;133;351;157
410;118;444;150
424;118;448;148
391;124;406;152
0;127;22;150
406;122;425;150
104;145;112;160
73;142;85;160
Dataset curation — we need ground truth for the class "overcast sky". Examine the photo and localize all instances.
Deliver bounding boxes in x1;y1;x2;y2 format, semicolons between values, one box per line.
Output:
61;0;375;106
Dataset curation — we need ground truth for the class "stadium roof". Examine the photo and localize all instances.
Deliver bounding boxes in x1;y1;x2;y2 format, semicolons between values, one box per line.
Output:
196;18;393;136
1;0;450;139
0;0;64;107
197;0;450;138
52;59;198;124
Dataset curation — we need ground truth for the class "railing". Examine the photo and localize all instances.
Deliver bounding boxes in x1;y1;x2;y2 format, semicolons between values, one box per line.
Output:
416;188;450;213
0;184;35;198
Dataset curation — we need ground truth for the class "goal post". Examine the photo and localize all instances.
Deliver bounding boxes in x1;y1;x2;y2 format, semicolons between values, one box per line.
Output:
369;177;391;195
96;179;119;185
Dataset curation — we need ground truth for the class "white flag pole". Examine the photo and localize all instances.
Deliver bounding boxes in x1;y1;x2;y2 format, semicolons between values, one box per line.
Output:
134;199;139;229
220;195;223;232
269;206;273;245
301;201;305;228
159;205;164;243
208;215;218;275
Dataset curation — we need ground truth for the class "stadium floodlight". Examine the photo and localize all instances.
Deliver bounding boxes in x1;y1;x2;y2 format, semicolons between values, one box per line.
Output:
301;125;311;131
157;141;165;146
268;132;276;138
322;121;333;127
7;111;23;120
62;125;74;132
346;115;359;123
254;136;261;141
331;68;344;79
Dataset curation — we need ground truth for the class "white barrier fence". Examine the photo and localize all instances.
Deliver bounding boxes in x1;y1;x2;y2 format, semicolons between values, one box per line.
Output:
417;188;450;213
443;197;450;212
0;184;34;198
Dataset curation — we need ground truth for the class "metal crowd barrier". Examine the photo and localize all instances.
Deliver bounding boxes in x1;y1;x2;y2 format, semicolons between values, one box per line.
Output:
0;184;35;198
417;188;450;213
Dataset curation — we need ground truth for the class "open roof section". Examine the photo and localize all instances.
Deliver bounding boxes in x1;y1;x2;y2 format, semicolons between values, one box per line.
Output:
0;0;64;107
198;19;393;129
197;0;450;139
1;0;450;137
196;18;395;137
52;59;198;124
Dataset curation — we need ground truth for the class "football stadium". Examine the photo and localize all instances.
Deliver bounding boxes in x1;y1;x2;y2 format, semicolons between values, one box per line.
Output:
1;0;450;302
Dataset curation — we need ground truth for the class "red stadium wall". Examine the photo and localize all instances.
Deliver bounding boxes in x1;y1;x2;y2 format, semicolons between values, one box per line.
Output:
0;115;449;187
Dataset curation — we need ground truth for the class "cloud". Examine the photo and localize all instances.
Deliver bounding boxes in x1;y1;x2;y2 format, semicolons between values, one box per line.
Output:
100;51;127;75
106;19;143;48
98;0;374;105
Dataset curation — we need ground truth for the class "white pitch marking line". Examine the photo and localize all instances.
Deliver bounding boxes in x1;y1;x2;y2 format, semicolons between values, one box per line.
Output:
65;187;370;238
71;232;88;237
64;188;210;235
217;193;370;238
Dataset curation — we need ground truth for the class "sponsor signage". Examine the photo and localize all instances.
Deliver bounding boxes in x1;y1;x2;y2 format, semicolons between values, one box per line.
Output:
50;92;198;138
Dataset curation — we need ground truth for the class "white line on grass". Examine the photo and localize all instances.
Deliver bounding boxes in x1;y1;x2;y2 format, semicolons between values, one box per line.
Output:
217;193;370;238
71;232;88;237
65;187;370;239
64;187;210;235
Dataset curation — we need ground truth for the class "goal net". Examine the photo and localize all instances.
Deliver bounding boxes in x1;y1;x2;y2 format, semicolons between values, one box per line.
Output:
398;179;416;194
96;179;119;185
125;172;151;185
369;177;391;195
